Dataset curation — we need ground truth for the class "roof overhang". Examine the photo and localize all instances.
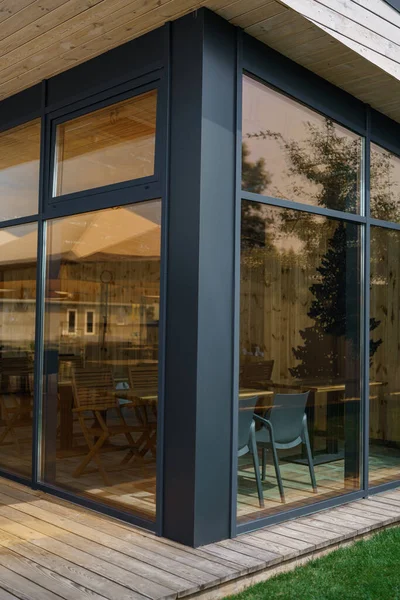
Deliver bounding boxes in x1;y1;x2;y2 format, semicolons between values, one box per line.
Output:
0;0;399;121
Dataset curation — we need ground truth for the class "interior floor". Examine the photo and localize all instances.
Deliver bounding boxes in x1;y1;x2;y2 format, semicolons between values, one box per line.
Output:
0;419;399;525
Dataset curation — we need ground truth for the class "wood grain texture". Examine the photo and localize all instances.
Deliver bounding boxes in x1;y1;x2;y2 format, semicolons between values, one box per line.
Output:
0;477;397;598
0;0;399;122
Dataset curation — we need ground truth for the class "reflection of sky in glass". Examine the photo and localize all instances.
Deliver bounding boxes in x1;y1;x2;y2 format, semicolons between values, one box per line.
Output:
0;119;40;220
242;75;362;212
371;143;400;223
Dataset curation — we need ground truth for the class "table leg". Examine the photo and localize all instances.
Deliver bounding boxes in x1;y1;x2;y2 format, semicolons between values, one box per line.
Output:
59;385;74;452
303;391;315;457
326;391;341;455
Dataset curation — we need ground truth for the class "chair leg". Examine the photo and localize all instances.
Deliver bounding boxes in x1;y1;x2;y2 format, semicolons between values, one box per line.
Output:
262;448;267;481
303;422;318;493
249;429;264;509
270;441;285;503
73;431;110;485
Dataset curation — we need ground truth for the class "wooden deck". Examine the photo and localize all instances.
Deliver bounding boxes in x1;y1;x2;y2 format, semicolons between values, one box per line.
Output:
0;479;398;600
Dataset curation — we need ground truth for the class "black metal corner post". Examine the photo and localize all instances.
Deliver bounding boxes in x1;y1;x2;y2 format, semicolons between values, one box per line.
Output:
155;22;172;537
363;106;371;497
230;27;243;539
32;79;48;487
162;8;237;546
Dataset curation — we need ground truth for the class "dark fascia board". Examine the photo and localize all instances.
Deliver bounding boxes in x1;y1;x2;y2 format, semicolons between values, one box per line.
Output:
371;108;400;157
0;84;41;131
242;32;366;136
46;26;164;111
383;0;400;11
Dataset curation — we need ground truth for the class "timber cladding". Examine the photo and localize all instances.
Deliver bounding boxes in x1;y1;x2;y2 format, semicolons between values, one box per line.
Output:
0;0;399;122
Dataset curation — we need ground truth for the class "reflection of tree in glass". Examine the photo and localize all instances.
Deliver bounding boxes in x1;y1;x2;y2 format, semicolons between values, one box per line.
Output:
247;118;400;224
290;223;382;380
244;118;386;379
241;143;271;256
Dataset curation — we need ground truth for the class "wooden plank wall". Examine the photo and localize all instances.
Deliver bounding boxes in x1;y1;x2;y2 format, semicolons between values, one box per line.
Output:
241;230;400;443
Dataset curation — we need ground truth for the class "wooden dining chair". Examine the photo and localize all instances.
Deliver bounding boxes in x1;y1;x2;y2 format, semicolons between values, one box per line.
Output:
126;365;158;457
71;365;144;485
0;356;34;453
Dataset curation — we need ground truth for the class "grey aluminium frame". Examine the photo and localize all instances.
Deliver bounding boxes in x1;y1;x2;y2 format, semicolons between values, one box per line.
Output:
233;31;400;537
0;25;169;535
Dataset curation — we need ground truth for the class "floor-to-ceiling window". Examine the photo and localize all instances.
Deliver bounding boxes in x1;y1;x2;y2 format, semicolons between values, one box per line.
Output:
369;144;400;487
237;75;363;524
0;119;40;478
40;88;162;523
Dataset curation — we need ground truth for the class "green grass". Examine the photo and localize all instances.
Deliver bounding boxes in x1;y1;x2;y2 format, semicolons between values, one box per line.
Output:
227;527;400;600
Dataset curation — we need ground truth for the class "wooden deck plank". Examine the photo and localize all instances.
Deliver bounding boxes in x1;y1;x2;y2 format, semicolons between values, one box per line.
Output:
0;487;196;595
200;543;264;570
0;562;63;600
296;516;356;537
15;502;239;580
234;534;300;560
0;528;124;600
214;539;281;564
252;529;314;551
267;524;333;549
0;514;150;600
0;588;21;600
0;483;237;593
333;506;393;526
302;512;368;533
0;544;108;600
352;499;400;517
365;497;400;511
277;521;340;542
0;477;399;599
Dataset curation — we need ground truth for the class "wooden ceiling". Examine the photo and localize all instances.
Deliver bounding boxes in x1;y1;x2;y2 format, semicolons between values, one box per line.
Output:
0;0;399;121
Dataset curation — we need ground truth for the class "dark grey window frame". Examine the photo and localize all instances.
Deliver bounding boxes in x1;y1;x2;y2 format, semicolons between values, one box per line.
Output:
0;26;169;536
382;0;400;11
0;7;400;547
234;31;400;537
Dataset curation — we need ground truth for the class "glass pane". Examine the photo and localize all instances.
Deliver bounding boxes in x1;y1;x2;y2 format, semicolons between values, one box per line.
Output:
242;75;363;213
53;90;157;197
41;201;161;521
370;143;400;223
0;222;37;477
0;119;40;220
238;201;361;524
370;226;400;486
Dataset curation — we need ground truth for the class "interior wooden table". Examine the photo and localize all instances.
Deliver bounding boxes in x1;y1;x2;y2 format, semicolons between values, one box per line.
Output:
57;385;274;455
273;380;386;465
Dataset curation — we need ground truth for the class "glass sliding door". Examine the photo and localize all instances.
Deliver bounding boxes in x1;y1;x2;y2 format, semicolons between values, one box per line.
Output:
237;202;362;522
237;73;364;526
369;225;400;486
0;223;38;477
41;201;161;521
369;143;400;486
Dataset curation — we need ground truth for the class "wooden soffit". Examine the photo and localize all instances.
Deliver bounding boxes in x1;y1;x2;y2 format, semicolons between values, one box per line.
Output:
0;0;399;121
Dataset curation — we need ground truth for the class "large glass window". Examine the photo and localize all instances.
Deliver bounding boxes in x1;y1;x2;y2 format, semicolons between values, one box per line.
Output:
41;202;161;521
242;75;363;213
53;90;157;197
0;222;37;477
369;226;400;486
370;143;400;223
238;202;361;523
0;119;40;221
